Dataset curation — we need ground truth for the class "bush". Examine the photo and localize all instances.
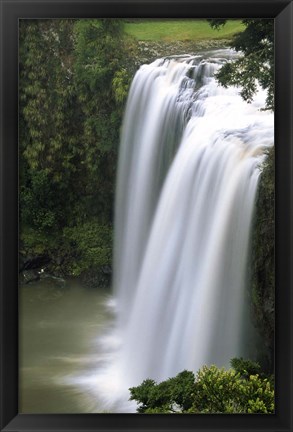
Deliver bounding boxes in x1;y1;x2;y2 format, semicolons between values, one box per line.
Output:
129;359;274;414
61;220;113;277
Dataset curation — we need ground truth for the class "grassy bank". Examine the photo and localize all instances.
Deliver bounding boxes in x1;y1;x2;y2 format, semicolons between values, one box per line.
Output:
124;19;244;41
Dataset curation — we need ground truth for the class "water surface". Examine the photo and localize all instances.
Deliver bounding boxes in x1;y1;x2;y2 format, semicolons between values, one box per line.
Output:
19;279;113;413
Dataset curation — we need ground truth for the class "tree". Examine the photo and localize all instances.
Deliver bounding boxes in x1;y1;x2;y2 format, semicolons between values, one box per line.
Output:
129;359;274;414
72;19;135;223
19;19;137;278
208;19;274;110
129;371;195;413
19;19;80;231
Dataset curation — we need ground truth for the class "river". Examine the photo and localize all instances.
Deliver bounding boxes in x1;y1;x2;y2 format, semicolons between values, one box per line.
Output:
19;279;115;413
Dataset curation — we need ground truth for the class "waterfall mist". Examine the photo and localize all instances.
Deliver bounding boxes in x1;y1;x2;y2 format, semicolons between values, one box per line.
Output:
94;50;273;411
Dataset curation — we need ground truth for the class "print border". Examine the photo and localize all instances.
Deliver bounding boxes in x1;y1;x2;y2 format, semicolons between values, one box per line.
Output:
0;0;292;431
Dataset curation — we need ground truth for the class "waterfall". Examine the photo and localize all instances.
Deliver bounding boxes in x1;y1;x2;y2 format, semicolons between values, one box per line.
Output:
112;50;273;392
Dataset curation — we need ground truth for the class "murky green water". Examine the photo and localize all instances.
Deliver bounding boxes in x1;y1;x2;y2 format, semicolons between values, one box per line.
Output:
19;278;114;413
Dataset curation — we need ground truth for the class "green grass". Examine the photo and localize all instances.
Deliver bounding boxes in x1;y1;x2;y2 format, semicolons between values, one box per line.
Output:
124;19;244;41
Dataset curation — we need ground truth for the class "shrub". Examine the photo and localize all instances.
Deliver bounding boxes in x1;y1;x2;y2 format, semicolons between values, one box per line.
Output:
129;359;274;414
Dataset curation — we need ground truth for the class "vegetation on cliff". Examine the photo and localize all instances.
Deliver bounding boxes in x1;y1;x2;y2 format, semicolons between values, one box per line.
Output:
19;19;136;281
251;148;275;372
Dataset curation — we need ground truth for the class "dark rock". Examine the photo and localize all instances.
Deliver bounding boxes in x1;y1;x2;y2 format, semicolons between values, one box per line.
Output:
20;269;41;284
80;266;112;289
19;255;51;272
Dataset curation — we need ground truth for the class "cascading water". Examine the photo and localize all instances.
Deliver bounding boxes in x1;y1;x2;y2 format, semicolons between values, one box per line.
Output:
112;49;273;393
72;49;273;412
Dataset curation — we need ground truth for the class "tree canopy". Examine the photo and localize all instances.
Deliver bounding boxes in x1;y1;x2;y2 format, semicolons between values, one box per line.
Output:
19;19;136;278
208;19;274;110
129;358;274;414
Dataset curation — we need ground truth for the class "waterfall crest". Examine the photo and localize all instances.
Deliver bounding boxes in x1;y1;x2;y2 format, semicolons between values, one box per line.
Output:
112;50;273;395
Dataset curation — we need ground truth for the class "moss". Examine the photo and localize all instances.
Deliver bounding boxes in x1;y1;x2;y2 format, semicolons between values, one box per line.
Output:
251;147;274;372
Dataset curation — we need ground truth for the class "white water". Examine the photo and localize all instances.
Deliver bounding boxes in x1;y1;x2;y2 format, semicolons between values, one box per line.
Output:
68;50;274;412
113;49;273;388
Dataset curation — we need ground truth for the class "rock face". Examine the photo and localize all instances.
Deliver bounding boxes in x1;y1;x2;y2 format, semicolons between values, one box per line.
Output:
136;39;231;65
80;266;112;289
19;255;51;273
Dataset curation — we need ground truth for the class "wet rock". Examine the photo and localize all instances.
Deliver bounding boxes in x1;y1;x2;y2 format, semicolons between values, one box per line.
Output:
20;269;42;284
81;266;112;289
19;255;51;272
135;40;231;66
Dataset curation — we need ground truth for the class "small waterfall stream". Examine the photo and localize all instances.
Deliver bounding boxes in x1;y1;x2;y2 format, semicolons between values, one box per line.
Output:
111;50;273;396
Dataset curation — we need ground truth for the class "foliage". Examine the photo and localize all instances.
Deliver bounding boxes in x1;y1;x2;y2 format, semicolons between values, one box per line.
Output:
19;19;83;241
20;170;59;232
71;19;135;222
208;19;274;110
20;227;58;259
19;20;79;176
192;365;274;414
19;19;80;236
129;360;274;414
61;221;113;276
20;219;113;280
129;371;195;413
73;19;132;153
230;357;261;378
19;19;136;279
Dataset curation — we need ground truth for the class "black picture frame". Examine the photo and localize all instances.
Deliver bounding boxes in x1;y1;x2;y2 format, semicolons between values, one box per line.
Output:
1;0;292;431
